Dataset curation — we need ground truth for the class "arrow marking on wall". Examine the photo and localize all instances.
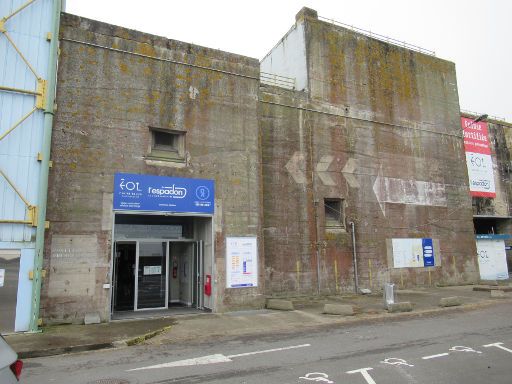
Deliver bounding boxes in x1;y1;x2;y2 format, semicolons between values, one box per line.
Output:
342;158;360;189
373;167;447;216
285;151;306;184
127;344;311;371
316;155;336;186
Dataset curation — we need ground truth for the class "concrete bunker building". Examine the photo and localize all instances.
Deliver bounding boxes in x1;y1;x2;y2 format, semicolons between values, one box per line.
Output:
2;5;511;329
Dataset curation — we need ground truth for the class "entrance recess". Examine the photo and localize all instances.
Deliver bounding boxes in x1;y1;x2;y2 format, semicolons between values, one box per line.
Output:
112;240;203;313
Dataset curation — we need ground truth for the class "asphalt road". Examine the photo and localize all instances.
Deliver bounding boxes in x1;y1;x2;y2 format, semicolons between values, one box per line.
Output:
22;303;512;384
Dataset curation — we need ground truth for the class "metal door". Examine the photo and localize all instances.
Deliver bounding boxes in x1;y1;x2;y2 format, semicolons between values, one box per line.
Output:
135;241;168;310
194;241;204;309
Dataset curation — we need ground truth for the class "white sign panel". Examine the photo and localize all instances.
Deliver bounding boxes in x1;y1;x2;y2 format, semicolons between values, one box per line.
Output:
0;269;4;287
465;152;496;197
226;237;258;288
143;265;162;275
477;240;509;280
392;238;435;268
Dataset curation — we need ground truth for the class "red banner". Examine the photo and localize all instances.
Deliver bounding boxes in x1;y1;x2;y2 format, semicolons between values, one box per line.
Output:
462;117;491;155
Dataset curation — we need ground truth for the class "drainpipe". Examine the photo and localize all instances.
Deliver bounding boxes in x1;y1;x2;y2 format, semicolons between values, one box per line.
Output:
29;0;62;332
349;221;359;294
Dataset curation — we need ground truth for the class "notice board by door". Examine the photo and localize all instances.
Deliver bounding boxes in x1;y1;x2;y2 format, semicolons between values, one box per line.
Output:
0;250;20;333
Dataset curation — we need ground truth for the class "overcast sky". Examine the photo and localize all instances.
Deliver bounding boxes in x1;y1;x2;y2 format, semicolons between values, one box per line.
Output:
65;0;511;122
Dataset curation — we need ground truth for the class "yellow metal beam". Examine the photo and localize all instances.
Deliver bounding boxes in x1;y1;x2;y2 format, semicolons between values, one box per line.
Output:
0;219;31;224
35;79;47;109
2;0;36;23
0;168;31;207
2;31;41;80
0;85;40;96
0;106;37;141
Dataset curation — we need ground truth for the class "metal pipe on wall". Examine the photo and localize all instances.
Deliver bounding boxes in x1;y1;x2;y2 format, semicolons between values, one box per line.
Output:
29;0;63;332
349;221;359;294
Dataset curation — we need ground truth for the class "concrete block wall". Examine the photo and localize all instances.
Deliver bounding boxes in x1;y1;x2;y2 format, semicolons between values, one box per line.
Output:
261;8;480;296
42;13;262;323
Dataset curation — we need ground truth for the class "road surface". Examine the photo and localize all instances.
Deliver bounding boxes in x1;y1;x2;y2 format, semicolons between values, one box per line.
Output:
22;303;512;383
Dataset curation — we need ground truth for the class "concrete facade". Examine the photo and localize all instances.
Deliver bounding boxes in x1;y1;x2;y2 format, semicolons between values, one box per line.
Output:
42;13;263;323
261;8;479;297
39;7;503;324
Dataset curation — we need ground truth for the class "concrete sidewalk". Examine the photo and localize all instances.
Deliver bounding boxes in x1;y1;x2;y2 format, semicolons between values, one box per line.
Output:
5;285;511;358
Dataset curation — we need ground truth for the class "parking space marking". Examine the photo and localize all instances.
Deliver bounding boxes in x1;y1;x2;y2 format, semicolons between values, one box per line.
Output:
449;346;482;354
483;342;512;354
346;368;377;384
299;372;334;383
380;358;414;367
421;353;449;360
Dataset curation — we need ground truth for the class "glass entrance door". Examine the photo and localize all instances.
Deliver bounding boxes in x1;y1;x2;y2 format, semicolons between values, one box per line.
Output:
136;242;168;310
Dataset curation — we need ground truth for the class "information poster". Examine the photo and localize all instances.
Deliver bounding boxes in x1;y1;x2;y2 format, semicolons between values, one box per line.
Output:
392;238;435;268
226;237;258;288
476;239;509;280
462;117;496;198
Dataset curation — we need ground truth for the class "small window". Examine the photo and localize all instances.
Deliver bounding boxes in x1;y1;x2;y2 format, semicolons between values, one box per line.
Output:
148;128;185;161
324;198;344;228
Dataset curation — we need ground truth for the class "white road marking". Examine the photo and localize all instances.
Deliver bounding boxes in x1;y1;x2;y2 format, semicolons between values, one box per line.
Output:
127;354;231;371
380;357;414;367
422;353;449;360
346;367;377;384
227;343;311;358
299;372;334;383
449;346;482;354
127;344;311;371
483;342;512;354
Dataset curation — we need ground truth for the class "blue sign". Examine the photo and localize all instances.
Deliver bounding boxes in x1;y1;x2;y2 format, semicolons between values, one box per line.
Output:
422;238;435;267
113;173;214;214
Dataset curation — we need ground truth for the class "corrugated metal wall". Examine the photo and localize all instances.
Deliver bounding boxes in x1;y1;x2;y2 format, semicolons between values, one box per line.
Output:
0;0;52;242
0;0;54;331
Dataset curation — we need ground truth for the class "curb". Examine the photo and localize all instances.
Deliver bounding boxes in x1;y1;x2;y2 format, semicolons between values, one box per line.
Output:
17;324;173;359
16;298;512;358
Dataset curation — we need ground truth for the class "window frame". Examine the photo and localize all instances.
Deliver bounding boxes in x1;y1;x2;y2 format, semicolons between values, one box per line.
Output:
324;198;345;229
147;127;186;162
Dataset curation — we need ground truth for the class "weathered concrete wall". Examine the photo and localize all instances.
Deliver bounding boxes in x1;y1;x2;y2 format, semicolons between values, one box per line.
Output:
42;13;263;323
261;8;479;296
470;116;512;218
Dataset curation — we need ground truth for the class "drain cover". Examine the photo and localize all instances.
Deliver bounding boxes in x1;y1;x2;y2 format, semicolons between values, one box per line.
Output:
88;379;130;384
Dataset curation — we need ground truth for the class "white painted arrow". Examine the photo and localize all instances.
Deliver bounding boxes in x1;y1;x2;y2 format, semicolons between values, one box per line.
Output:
316;155;336;186
342;158;360;189
127;344;311;371
373;167;447;216
286;151;307;184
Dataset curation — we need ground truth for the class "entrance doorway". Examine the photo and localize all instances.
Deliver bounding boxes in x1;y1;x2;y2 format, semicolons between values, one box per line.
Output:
112;240;204;313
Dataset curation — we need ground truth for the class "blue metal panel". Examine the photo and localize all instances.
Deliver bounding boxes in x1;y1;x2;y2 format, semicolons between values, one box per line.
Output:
114;173;215;214
476;234;512;240
15;248;34;331
0;0;53;243
1;0;55;332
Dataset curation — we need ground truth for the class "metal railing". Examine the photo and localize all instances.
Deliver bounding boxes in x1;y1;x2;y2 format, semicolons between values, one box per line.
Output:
260;72;296;90
318;16;435;56
460;109;509;124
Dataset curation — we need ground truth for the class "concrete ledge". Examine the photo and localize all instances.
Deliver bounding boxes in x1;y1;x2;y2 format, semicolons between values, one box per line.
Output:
387;302;413;313
474;286;512;292
266;299;294;311
491;290;507;298
439;296;462;307
480;280;498;286
323;304;354;316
